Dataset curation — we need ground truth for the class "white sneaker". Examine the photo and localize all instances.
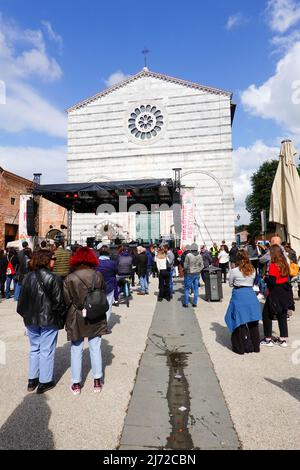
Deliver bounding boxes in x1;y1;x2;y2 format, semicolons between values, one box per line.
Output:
260;338;274;347
276;339;288;348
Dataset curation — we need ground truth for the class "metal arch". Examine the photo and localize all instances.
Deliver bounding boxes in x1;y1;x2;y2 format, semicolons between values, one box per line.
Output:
181;169;225;240
181;170;224;194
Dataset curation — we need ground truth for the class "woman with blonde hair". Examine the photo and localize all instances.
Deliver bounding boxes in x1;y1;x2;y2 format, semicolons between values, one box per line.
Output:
261;244;294;348
225;249;261;354
155;248;170;301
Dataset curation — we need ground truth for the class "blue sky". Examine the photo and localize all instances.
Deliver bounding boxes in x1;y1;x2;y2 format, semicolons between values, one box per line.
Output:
0;0;300;222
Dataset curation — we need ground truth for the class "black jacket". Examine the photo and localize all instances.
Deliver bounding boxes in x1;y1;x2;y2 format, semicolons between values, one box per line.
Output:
136;253;148;277
0;255;8;278
17;268;66;328
264;276;294;319
229;247;239;263
16;249;32;283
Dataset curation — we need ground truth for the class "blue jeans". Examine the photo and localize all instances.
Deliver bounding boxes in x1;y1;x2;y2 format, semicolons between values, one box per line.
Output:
146;268;152;284
71;336;102;383
139;275;148;293
184;274;200;306
169;269;174;296
5;275;15;298
27;326;58;383
14;282;21;301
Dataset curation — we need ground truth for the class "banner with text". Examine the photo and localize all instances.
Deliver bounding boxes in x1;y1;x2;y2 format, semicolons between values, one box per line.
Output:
19;195;33;249
181;189;194;247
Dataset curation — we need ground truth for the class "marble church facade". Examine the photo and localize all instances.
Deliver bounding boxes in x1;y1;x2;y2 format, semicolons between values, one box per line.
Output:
67;68;235;246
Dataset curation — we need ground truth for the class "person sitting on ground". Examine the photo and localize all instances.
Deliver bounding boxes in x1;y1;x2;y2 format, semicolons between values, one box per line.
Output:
261;245;294;348
17;250;66;393
225;250;261;355
64;247;108;395
183;243;204;308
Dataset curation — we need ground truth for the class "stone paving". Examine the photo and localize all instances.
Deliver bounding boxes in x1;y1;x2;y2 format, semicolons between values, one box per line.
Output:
0;279;299;450
120;285;239;450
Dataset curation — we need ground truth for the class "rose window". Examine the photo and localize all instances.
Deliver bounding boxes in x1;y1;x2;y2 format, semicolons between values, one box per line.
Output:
128;105;164;140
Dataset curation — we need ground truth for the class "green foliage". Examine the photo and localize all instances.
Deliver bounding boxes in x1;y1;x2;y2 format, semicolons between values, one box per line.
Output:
235;224;249;233
245;160;279;236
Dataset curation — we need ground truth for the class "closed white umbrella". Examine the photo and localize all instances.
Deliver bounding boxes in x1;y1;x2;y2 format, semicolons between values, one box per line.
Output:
269;139;300;258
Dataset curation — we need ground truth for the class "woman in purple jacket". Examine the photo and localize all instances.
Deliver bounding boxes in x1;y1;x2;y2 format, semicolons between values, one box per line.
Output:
97;246;118;330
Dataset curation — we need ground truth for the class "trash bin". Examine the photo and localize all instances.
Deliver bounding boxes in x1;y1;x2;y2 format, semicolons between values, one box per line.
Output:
203;267;223;301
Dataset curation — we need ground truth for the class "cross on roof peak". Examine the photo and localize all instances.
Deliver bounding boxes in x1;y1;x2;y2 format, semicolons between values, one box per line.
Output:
141;47;150;69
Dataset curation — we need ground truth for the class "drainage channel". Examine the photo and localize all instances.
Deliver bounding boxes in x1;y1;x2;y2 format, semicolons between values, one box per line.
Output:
165;350;193;449
119;282;240;450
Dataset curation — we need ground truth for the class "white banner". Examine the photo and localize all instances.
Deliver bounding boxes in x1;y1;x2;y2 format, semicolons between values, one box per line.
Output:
181;189;194;247
19;195;33;249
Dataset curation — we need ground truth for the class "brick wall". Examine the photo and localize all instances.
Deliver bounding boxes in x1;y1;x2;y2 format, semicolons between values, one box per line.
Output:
39;197;67;238
0;168;68;248
0;169;30;249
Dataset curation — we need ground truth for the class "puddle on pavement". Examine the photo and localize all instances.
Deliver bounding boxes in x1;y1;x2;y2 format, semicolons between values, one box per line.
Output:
165;351;194;449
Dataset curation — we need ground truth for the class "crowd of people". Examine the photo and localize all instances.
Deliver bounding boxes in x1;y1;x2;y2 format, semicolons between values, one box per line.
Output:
0;233;298;395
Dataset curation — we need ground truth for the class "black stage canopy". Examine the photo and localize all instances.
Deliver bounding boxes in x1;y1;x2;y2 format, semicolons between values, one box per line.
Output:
33;178;177;213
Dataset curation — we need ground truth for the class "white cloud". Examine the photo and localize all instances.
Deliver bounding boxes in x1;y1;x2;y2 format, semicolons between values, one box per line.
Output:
266;0;300;33
225;13;249;30
271;29;300;51
0;82;66;137
241;41;300;134
41;20;63;53
232;140;279;223
0;146;67;183
105;70;130;87
0;13;66;137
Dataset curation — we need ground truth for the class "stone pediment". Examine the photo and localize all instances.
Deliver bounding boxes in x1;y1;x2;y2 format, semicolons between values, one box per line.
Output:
67;68;232;112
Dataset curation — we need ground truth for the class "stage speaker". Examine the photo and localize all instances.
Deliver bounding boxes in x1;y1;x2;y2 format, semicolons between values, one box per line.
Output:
86;237;95;248
26;198;37;236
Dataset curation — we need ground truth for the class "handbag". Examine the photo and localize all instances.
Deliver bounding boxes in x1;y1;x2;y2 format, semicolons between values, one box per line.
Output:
6;261;15;276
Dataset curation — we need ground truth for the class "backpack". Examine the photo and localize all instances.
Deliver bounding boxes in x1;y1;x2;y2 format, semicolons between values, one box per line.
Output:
289;262;299;278
74;272;108;323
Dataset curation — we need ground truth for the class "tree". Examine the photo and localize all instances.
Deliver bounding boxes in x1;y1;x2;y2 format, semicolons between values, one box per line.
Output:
245;159;300;236
245;160;278;236
235;224;249;233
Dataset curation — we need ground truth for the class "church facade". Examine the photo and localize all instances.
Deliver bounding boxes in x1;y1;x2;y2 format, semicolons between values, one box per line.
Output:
67;68;235;246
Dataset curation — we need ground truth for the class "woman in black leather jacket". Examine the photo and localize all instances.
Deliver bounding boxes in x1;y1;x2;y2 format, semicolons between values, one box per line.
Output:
17;250;66;394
